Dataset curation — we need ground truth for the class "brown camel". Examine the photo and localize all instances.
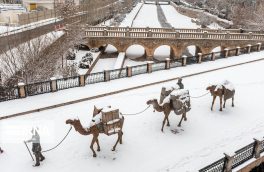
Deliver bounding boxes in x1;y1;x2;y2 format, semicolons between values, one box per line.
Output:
146;99;187;132
206;82;235;111
66;116;124;157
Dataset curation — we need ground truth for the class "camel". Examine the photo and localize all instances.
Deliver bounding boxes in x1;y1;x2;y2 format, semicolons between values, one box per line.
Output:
146;98;188;132
206;80;235;111
66;116;124;157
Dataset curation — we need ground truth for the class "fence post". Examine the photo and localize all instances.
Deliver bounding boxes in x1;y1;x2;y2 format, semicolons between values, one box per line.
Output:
50;77;57;92
165;58;170;69
104;70;110;82
236;47;240;56
197;53;202;63
126;66;132;77
257;43;262;51
224;48;229;58
103;29;108;36
126;27;130;37
211;52;216;61
247;44;252;53
175;31;180;38
147;30;152;37
203;31;208;38
248;32;253;39
18;82;26;98
147;62;153;73
253;138;262;159
223;153;235;172
79;75;85;87
182;55;187;66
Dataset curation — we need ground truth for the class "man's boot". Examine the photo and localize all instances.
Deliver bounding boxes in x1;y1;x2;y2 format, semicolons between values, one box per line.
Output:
40;153;45;161
33;153;40;167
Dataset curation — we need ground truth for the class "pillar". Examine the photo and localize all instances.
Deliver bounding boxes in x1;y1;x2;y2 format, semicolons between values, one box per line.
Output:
126;66;132;77
224;48;229;58
103;29;108;36
257;43;262;51
211;52;216;61
147;62;153;73
50;77;57;92
197;53;202;63
165;58;170;69
182;55;187;66
253;138;262;159
223;153;235;172
247;44;252;53
236;47;240;56
104;70;110;82
18;82;26;98
79;75;85;87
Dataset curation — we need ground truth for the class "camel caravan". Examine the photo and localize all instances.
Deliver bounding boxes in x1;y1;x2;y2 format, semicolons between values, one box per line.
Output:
66;78;235;157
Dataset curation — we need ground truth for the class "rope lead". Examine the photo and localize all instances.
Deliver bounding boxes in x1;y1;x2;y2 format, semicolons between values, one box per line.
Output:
120;105;151;116
42;126;72;153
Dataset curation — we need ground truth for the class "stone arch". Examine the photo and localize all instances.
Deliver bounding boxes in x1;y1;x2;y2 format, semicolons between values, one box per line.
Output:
104;44;118;54
182;45;202;56
124;43;149;60
152;45;172;61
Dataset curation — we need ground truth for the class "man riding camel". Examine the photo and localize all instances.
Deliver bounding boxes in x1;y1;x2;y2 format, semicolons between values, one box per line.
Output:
177;78;184;89
26;127;45;167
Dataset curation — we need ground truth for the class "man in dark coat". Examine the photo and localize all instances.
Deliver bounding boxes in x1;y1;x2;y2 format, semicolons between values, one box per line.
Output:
177;78;184;89
0;147;3;153
26;127;45;167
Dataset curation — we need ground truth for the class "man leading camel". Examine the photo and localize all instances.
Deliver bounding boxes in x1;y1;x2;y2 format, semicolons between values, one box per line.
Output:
26;127;45;167
177;78;184;89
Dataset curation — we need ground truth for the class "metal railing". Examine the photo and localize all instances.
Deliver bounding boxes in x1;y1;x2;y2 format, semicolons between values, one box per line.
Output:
57;76;79;90
25;81;51;96
199;139;264;172
0;87;19;102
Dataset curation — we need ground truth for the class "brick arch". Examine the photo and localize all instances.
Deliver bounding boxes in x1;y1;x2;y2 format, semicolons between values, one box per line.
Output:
124;43;154;60
182;44;203;56
152;44;173;60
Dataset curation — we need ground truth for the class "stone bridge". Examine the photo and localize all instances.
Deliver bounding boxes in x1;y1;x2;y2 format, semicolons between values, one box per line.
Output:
83;26;264;60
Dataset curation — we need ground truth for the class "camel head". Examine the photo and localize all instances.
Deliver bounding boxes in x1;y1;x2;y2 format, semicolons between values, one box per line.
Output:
206;85;223;96
66;119;81;130
146;99;158;105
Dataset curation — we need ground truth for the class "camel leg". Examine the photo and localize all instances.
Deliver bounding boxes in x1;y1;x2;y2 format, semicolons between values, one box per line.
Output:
219;96;223;111
90;135;98;157
183;111;187;121
120;131;123;144
232;97;234;107
178;115;184;127
166;115;170;126
211;96;216;111
112;131;122;151
223;99;226;108
96;139;100;152
161;116;167;132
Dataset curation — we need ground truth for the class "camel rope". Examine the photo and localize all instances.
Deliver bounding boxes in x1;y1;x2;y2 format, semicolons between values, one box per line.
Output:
120;105;151;116
42;126;72;153
189;91;210;98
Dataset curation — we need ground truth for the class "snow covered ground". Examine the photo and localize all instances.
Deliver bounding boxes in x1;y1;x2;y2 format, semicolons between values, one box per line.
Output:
1;51;264;172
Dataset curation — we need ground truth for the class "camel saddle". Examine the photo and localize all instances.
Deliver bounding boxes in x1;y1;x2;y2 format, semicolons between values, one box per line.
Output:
170;89;191;115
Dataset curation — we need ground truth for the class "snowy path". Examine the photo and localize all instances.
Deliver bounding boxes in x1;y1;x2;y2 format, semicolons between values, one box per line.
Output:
132;4;161;28
1;52;264;172
161;5;199;28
